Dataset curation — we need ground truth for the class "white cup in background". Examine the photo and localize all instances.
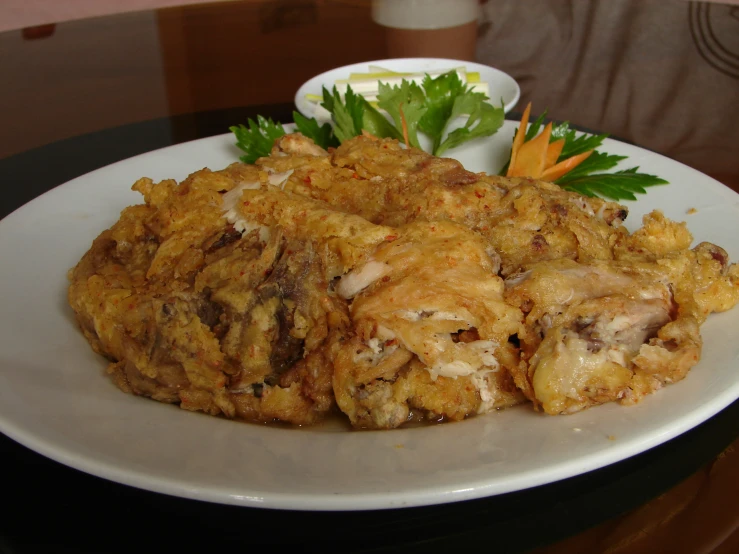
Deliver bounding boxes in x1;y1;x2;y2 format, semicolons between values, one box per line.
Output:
371;0;481;61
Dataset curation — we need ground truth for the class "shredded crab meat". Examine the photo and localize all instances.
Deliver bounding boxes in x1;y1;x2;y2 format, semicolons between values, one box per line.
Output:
267;169;294;188
353;338;399;366
570;197;595;216
336;260;392;299
221;180;267;236
427;339;499;379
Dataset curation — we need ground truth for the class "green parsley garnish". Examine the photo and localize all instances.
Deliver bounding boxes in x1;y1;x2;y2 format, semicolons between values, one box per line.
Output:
499;109;667;201
376;79;428;149
230;88;666;202
231;70;504;161
293;111;339;150
229;115;286;164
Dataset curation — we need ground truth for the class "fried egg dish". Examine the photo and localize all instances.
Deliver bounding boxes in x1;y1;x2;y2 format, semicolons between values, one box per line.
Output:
67;133;739;429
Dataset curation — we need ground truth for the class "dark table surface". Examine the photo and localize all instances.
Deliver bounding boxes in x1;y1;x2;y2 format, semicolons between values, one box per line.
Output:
2;1;739;552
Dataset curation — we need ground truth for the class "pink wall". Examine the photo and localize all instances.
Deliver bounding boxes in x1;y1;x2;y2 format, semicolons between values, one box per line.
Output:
3;0;737;35
0;0;241;33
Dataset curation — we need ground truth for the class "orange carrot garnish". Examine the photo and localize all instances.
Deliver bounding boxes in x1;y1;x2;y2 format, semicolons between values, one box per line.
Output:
540;150;593;182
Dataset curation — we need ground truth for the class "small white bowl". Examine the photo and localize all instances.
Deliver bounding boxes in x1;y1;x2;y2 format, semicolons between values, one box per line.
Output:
294;57;520;121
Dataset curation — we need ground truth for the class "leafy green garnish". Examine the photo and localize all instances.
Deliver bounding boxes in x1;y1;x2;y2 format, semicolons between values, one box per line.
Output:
321;85;403;143
370;72;504;154
232;71;505;162
435;92;504;156
556;150;626;181
555;125;609;159
559;168;668;201
418;71;468;153
360;100;404;142
376;80;428;149
524;113;610;159
230;101;666;203
230;116;286;164
551;134;668;201
292;110;339;150
322;86;364;143
496;110;668;200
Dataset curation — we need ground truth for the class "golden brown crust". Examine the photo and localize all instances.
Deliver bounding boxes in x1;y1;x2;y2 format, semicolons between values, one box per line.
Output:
68;133;739;427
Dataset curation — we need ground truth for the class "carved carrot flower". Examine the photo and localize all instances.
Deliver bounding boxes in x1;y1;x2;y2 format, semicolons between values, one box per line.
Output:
500;103;668;200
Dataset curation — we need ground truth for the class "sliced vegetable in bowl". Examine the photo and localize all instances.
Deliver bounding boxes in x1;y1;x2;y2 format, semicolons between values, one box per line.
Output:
294;58;521;122
306;64;491;122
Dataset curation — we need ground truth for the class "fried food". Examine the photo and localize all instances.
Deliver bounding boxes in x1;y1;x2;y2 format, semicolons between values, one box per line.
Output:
68;167;350;425
332;219;525;429
259;134;629;276
68;133;739;428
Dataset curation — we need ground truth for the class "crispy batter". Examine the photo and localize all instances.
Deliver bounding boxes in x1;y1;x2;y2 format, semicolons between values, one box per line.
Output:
504;213;739;414
68;163;350;425
332;220;525;429
256;135;628;276
68;133;739;428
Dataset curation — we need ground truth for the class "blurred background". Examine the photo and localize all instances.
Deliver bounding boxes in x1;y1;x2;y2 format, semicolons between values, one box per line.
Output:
1;0;737;186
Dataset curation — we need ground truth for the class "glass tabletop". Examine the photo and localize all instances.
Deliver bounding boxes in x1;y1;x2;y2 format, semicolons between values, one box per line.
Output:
1;1;738;552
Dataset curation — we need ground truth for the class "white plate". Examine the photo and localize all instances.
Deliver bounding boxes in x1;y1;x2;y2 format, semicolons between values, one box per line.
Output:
1;122;739;511
294;57;521;121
